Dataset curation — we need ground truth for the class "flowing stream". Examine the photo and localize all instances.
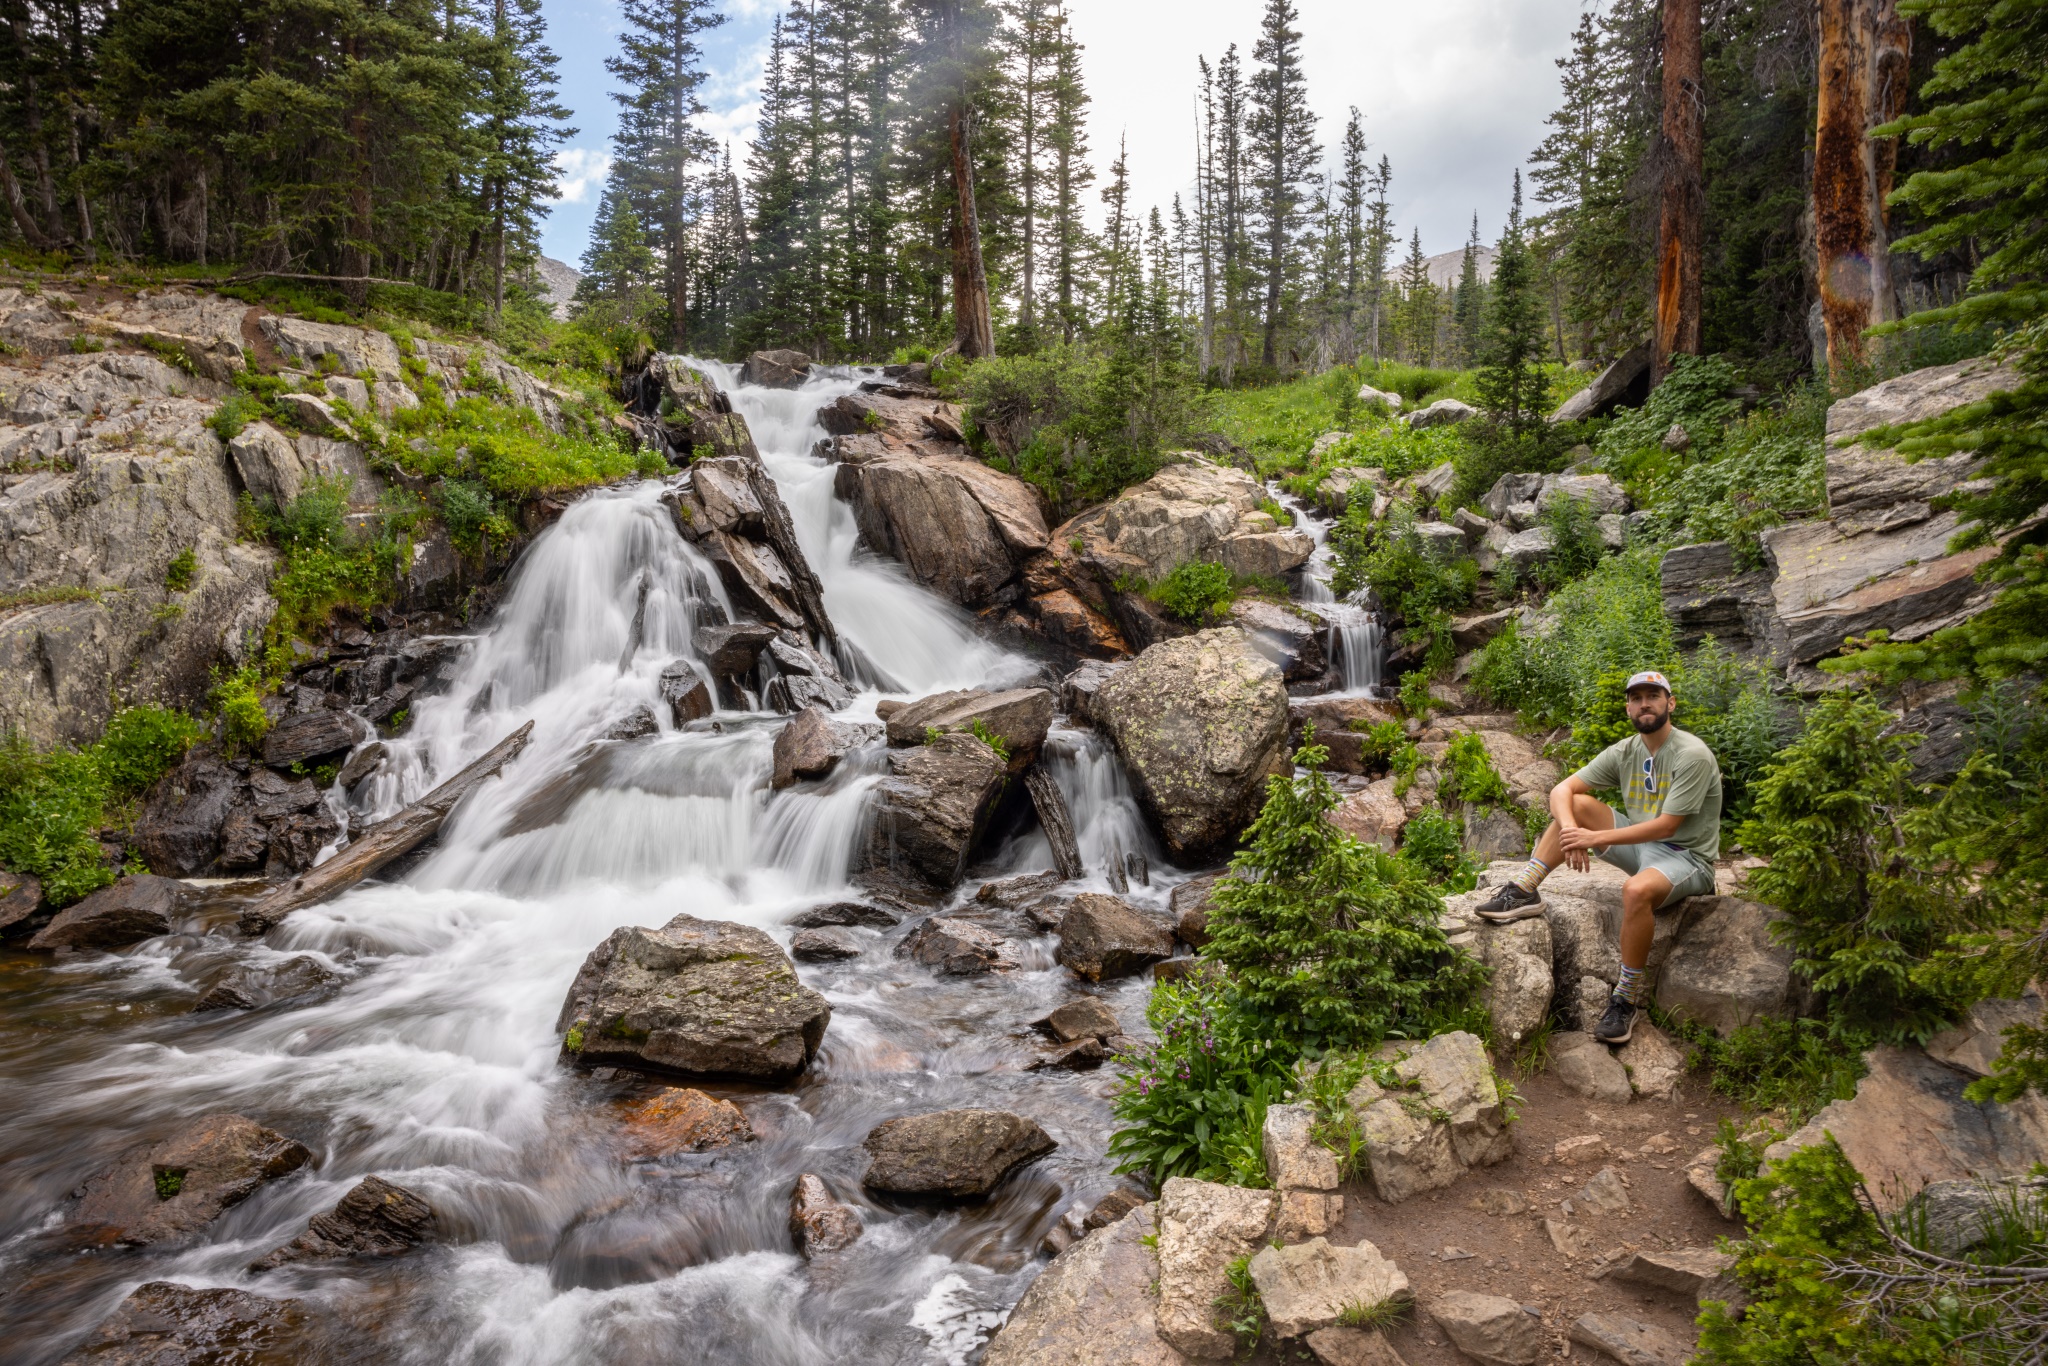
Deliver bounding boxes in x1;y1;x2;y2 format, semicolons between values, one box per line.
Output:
1274;486;1385;696
0;367;1174;1365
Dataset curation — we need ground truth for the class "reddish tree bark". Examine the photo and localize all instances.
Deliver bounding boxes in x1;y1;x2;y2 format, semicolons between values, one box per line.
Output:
1815;0;1912;374
949;98;996;359
1654;0;1704;379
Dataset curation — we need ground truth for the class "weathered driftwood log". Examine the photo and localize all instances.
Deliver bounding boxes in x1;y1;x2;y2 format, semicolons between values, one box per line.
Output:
239;722;534;934
1024;766;1084;881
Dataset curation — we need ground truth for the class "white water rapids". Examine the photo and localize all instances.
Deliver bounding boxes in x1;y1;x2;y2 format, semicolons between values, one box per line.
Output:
0;366;1173;1365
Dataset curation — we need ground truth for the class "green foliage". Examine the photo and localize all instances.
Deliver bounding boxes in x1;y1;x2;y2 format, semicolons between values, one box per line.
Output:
1349;718;1408;768
1396;808;1477;892
163;548;197;593
1442;732;1510;810
1473;174;1548;434
93;707;203;797
1536;493;1605;589
969;718;1011;765
1397;669;1435;721
1220;1252;1266;1351
1331;504;1477;673
1449;418;1577;516
153;1168;186;1200
1739;695;1958;1044
1108;977;1292;1185
1598;354;1745;467
210;667;273;755
0;735;113;907
1674;639;1796;822
207;392;264;443
1152;561;1236;625
1634;383;1829;565
1677;1013;1874;1128
1214;362;1474;474
436;479;516;554
1470;550;1672;734
240;477;412;640
391;389;639;501
1205;737;1488;1052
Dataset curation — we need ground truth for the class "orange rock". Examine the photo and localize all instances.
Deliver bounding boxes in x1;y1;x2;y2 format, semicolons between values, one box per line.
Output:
614;1088;753;1159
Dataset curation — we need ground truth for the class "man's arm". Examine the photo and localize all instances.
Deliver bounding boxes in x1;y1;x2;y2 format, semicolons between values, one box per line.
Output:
1562;812;1683;852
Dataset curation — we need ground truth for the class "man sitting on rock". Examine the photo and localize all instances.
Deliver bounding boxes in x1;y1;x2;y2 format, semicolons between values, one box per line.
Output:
1472;670;1722;1045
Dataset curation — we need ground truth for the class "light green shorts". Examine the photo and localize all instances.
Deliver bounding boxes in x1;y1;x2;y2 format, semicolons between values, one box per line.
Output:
1596;807;1717;907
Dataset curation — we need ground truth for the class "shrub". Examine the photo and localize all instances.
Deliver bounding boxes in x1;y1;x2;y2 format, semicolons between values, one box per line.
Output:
1450;418;1576;511
1673;1013;1873;1127
1204;737;1488;1051
1536;493;1605;589
437;478;514;553
1739;694;1959;1045
1636;384;1828;565
211;667;273;754
1151;561;1236;624
94;706;203;796
208;392;264;442
1397;808;1476;890
1470;549;1673;734
1442;732;1511;809
0;734;114;906
163;547;197;593
1332;504;1477;672
1596;353;1744;467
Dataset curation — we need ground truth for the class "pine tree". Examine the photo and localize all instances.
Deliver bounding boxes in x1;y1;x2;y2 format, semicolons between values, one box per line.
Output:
1246;0;1320;369
576;166;658;307
478;0;575;319
1475;172;1547;432
1452;213;1486;367
607;0;724;349
1364;156;1394;361
1043;8;1093;343
1336;108;1369;361
1397;228;1436;364
1099;132;1132;305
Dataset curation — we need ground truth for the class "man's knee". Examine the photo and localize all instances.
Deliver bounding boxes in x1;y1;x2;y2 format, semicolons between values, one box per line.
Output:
1623;871;1669;913
1570;793;1613;826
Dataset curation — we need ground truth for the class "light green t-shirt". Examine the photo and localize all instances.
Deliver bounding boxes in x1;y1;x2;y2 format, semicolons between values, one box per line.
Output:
1574;726;1723;863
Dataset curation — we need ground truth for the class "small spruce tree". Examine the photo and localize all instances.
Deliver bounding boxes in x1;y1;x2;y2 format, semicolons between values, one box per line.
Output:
1474;171;1547;433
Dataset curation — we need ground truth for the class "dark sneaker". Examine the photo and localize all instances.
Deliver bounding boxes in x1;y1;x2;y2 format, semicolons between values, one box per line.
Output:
1594;997;1637;1045
1474;882;1546;924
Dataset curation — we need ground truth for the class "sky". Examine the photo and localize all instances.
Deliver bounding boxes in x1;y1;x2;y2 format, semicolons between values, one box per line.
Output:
535;0;1586;274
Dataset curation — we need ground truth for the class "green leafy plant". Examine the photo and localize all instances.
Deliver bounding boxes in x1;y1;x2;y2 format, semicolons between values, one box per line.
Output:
1108;977;1291;1185
94;706;203;796
1333;504;1476;673
211;667;273;755
1152;561;1236;625
1536;493;1605;589
1219;1251;1266;1352
1442;732;1511;810
0;734;114;906
969;718;1012;764
1397;808;1477;891
1397;669;1435;720
153;1167;186;1200
1336;1297;1408;1331
163;548;197;593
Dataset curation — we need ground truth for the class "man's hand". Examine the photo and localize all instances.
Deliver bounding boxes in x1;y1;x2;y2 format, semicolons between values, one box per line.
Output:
1558;824;1605;870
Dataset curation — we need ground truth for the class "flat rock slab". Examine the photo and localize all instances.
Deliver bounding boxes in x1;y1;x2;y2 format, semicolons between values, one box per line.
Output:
884;687;1056;762
29;875;183;951
1551;1034;1633;1103
1926;996;2044;1078
71;1113;312;1247
1569;1313;1691;1366
792;901;900;929
1249;1236;1411;1341
1155;1177;1277;1360
790;927;862;962
861;1109;1055;1198
58;1281;307;1366
1430;1291;1545;1366
982;1203;1190;1366
1055;893;1173;982
1037;997;1122;1042
1764;1044;2048;1210
556;913;831;1082
250;1175;434;1270
1610;1247;1740;1307
1306;1326;1410;1366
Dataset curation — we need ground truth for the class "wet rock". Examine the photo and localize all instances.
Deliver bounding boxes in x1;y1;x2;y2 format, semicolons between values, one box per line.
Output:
789;1173;863;1257
772;707;880;788
1550;1033;1633;1103
1025;895;1075;932
58;1281;307;1366
0;865;43;935
1155;1177;1278;1359
601;706;660;741
860;1109;1056;1198
131;752;243;875
982;1202;1188;1366
863;732;1007;888
695;621;778;678
1429;1291;1544;1366
883;687;1056;764
1568;1313;1690;1366
1232;598;1327;682
193;955;339;1012
1610;1247;1741;1308
1169;872;1222;948
613;1087;754;1158
1051;458;1313;590
1093;629;1290;863
658;662;713;725
1764;1044;2048;1211
1616;1021;1686;1100
1029;1038;1112;1071
742;349;813;389
1250;1237;1410;1341
1927;995;2045;1078
1264;1103;1341;1193
260;708;367;769
249;1175;435;1270
556;912;832;1083
1086;1188;1148;1229
28;875;182;952
1331;781;1406;851
791;901;900;929
1656;896;1795;1035
1305;1326;1410;1366
1055;893;1174;982
977;870;1064;907
791;927;862;961
70;1113;313;1246
897;916;1013;975
336;741;387;791
1037;997;1122;1043
1060;659;1127;723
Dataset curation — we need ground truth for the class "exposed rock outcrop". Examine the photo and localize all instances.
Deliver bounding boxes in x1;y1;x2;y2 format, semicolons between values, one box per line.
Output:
249;1175;435;1270
862;731;1008;888
1091;629;1290;862
981;1203;1188;1366
789;1172;863;1256
663;450;834;643
1344;1031;1512;1204
70;1113;312;1246
556;913;831;1082
1051;457;1313;600
28;874;183;951
59;1281;308;1365
1155;1177;1277;1359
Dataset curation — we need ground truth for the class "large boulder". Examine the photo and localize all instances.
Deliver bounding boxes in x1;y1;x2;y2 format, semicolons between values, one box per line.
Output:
862;732;1008;888
1825;356;2021;521
555;913;832;1082
1765;1045;2048;1211
1055;893;1175;982
1231;598;1327;682
772;707;881;789
1155;1177;1277;1360
1538;472;1629;516
1656;896;1796;1034
1927;995;2044;1078
1248;1237;1410;1342
0;865;43;935
1052;458;1313;589
982;1202;1189;1366
1549;341;1653;423
249;1175;434;1271
1092;629;1290;863
897;916;1014;975
741;349;812;389
883;687;1056;765
261;708;369;769
1404;399;1477;431
58;1281;308;1366
1430;1291;1546;1366
1344;1031;1511;1203
70;1113;312;1246
28;875;183;952
860;1109;1055;1198
665;456;833;641
643;355;758;461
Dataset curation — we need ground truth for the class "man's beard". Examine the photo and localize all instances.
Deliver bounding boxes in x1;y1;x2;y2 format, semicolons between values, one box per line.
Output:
1632;709;1669;733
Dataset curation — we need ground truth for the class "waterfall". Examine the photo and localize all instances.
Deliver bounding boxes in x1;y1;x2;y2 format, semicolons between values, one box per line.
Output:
1273;484;1385;696
0;362;1169;1366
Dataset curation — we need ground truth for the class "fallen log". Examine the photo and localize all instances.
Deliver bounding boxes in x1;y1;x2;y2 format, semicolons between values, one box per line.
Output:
239;722;535;935
1024;766;1084;881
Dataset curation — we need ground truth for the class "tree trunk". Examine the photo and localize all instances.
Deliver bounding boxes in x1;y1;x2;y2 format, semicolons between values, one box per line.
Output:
949;97;995;359
1815;0;1911;375
0;142;52;248
1653;0;1704;379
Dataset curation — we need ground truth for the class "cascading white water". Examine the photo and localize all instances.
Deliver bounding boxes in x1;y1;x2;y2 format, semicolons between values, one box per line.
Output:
0;364;1170;1366
1273;485;1384;696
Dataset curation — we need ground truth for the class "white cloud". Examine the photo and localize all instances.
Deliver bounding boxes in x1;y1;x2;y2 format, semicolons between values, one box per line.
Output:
551;147;614;204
